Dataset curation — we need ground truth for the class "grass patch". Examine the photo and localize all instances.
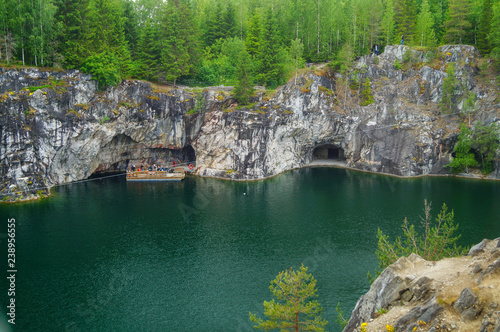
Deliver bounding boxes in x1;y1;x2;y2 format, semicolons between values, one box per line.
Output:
28;85;53;92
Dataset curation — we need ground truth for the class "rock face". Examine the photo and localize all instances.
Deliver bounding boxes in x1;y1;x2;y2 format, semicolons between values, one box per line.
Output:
0;44;499;201
343;238;500;332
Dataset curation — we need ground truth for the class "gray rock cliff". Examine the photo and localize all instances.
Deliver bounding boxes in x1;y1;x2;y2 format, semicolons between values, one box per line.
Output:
343;238;500;332
0;45;499;201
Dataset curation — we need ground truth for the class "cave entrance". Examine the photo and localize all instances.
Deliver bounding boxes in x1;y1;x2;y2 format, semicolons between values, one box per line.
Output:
312;144;345;161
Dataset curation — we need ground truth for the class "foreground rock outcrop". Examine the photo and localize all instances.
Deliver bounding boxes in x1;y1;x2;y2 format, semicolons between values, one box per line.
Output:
0;45;499;201
344;238;500;331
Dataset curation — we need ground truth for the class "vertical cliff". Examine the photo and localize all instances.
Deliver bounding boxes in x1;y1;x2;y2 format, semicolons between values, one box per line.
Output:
0;45;499;201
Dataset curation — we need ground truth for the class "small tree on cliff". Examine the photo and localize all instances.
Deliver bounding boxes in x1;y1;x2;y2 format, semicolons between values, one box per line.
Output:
249;265;328;332
375;200;468;275
360;77;374;106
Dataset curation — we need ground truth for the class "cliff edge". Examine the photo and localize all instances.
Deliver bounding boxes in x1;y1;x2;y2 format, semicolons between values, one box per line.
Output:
344;238;500;332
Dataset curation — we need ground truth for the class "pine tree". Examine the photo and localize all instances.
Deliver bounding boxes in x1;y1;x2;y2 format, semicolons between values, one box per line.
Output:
443;0;473;44
233;49;254;105
249;265;328;332
416;0;437;47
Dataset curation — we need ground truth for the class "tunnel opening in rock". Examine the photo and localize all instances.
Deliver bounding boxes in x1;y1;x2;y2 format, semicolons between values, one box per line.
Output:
312;144;345;161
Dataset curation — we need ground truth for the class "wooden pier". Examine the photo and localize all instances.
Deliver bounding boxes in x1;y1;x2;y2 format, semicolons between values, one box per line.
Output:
126;170;185;182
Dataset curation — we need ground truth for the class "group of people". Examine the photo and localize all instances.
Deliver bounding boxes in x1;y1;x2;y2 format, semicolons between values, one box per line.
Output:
130;163;169;172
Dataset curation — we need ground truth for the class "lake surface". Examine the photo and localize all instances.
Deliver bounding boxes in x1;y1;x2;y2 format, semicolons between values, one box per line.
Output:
1;167;499;331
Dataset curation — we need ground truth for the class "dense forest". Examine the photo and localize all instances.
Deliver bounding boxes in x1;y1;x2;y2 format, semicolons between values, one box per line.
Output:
0;0;499;88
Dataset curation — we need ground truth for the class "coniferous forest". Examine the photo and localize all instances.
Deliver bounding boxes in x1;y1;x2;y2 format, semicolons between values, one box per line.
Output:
0;0;499;88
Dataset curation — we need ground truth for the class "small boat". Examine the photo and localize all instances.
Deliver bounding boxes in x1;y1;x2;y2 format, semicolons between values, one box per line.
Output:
126;170;185;182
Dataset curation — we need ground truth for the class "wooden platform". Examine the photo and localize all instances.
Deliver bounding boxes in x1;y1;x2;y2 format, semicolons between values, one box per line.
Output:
126;170;185;181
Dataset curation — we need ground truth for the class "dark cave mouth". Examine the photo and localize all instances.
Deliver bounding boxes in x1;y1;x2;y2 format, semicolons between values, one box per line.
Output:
312;144;346;161
89;138;197;178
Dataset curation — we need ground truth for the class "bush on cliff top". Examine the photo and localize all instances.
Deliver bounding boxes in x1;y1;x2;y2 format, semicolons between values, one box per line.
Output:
374;200;468;277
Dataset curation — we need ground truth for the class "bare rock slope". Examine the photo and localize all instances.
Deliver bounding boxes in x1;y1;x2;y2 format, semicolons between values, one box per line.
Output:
344;238;500;332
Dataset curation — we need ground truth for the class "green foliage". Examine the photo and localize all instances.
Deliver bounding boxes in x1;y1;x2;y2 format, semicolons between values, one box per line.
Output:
335;302;348;330
416;0;437;47
446;124;478;174
470;122;499;174
461;91;476;125
360;77;374;106
245;10;261;58
81;51;121;89
28;85;52;92
255;7;287;88
478;0;493;55
233;50;254;105
394;60;402;70
290;38;304;84
100;115;110;124
160;0;197;86
439;63;460;113
381;0;396;45
375;200;468;274
394;0;418;45
187;91;206;114
489;1;500;83
249;265;328;332
443;0;473;44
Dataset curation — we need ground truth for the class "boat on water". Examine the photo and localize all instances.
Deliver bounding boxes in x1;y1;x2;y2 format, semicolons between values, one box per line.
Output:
126;170;185;182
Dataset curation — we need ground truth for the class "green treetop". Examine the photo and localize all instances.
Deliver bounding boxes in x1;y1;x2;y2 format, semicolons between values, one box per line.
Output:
381;0;396;45
416;0;437;47
443;0;473;44
249;264;328;332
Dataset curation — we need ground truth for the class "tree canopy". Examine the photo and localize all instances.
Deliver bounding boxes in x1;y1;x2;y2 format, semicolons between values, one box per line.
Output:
0;0;498;88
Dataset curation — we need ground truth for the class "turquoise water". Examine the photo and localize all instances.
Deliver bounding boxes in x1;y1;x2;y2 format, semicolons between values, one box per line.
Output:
1;167;499;331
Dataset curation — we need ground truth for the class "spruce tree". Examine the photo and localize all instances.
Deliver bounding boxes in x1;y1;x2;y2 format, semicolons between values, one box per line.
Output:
233;49;254;105
360;77;374;106
136;19;161;81
256;7;286;88
84;0;131;72
245;10;261;58
477;0;492;55
223;2;238;39
160;0;197;86
54;0;88;68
